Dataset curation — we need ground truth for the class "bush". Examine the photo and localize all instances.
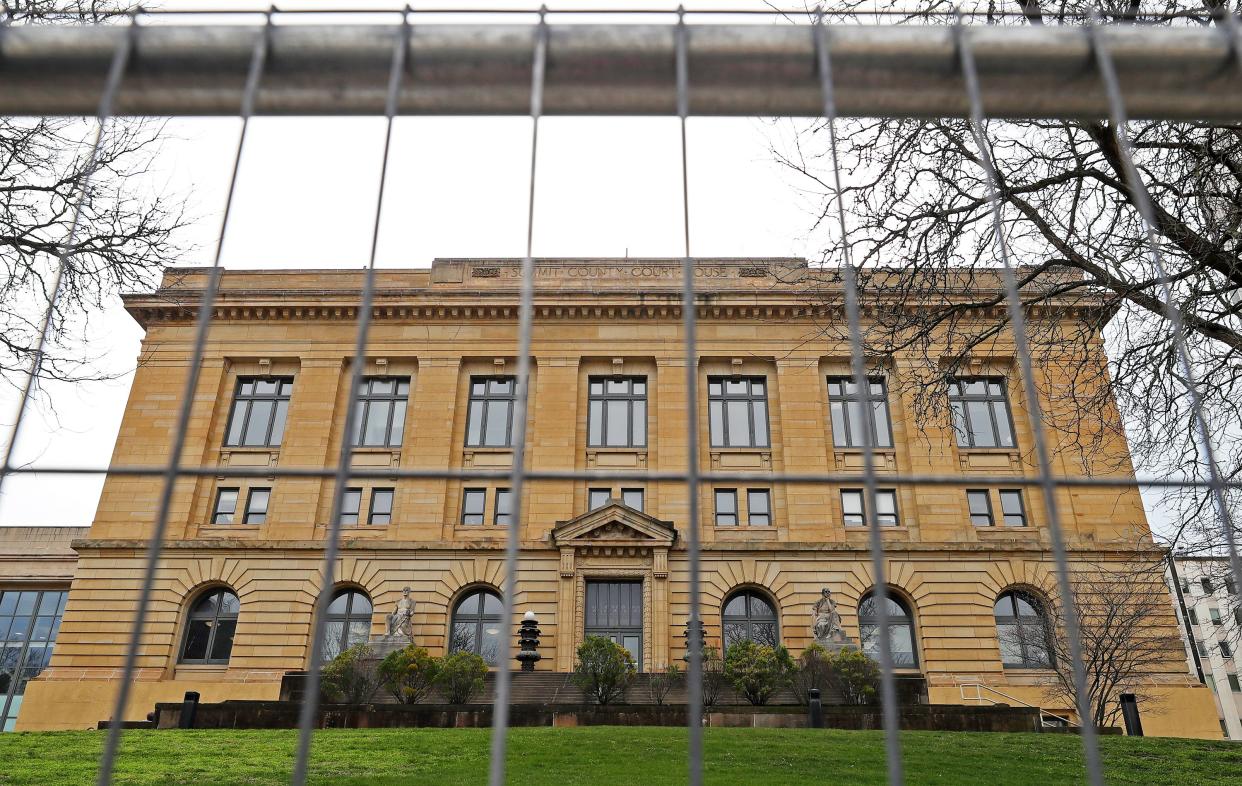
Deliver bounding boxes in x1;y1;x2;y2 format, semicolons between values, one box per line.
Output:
572;635;636;705
699;646;727;708
646;663;682;706
794;643;833;705
723;640;795;706
378;645;439;704
320;644;381;707
825;648;880;705
434;650;489;704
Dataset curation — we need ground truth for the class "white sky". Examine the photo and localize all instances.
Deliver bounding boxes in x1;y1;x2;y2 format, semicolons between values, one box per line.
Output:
0;0;830;527
0;0;1178;539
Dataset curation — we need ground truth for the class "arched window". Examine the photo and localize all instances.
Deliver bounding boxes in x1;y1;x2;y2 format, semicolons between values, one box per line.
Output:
450;588;504;664
721;589;779;650
322;589;372;661
858;591;918;668
180;588;240;665
994;590;1053;668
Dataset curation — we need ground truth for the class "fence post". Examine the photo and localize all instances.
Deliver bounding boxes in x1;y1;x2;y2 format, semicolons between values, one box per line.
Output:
1119;693;1143;737
808;688;824;729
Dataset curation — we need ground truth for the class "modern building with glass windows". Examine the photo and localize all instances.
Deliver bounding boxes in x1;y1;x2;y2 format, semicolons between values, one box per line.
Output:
9;258;1220;737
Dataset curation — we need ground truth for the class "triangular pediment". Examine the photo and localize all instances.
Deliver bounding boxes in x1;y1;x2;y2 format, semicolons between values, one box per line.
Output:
551;502;677;547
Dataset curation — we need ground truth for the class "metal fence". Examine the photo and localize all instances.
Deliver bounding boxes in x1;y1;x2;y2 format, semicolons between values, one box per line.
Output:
1;5;1241;786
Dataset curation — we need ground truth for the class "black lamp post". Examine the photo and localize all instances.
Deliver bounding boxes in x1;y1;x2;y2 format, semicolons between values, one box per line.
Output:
682;618;705;662
517;610;542;671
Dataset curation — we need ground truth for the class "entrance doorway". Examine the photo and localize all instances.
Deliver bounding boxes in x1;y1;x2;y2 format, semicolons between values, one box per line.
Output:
584;580;643;670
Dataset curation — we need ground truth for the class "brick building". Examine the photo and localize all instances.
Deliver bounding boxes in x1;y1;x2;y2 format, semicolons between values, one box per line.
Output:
12;258;1219;736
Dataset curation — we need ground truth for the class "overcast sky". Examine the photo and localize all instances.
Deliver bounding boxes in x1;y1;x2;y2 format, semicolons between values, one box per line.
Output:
0;0;1177;538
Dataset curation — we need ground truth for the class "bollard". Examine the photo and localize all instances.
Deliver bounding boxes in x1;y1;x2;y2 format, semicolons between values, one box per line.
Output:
808;688;824;729
179;691;200;730
1119;693;1143;737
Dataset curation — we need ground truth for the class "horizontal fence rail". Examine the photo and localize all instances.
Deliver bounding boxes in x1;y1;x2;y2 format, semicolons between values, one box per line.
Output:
2;22;1242;119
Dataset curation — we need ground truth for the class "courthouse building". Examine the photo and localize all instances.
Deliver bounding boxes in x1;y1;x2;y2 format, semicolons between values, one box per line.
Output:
9;258;1220;735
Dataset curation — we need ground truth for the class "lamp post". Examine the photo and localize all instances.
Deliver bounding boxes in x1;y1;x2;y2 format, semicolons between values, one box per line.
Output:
517;610;542;671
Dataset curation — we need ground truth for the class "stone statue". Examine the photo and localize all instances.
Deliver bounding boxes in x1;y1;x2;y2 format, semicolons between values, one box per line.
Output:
386;586;414;641
812;587;855;650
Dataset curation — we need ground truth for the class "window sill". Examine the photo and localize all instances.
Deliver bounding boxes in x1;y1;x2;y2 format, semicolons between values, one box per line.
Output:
975;526;1038;537
217;447;280;470
586;448;648;469
174;663;229;678
463;448;513;469
957;449;1021;472
845;526;910;540
340;525;390;537
350;448;400;469
198;525;262;536
714;526;777;536
832;450;898;472
708;449;772;471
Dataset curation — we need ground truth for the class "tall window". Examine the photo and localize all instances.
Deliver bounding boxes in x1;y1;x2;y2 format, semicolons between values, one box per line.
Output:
714;489;738;526
948;378;1015;449
340;489;363;525
368;489;394;525
461;489;486;525
967;490;994;526
999;490;1026;526
179;588;239;665
494;488;514;525
841;489;899;526
858;592;918;667
827;377;893;448
450;589;503;665
1202;577;1214;594
0;589;67;732
322;589;372;661
722;590;779;649
352;377;409;447
225;377;292;448
621;488;645;512
994;590;1053;668
708;377;770;448
465;377;515;448
747;489;771;526
588;488;611;510
588;377;647;447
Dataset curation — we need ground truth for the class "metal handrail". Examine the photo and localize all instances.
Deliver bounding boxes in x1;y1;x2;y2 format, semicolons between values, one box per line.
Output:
959;682;1079;728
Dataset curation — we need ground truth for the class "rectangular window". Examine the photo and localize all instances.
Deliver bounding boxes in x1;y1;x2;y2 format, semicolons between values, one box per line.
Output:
242;488;270;525
211;488;239;525
588;488;611;510
1235;607;1242;626
967;490;994;526
948;377;1016;449
1222;641;1233;658
1202;577;1215;594
587;377;647;448
1230;674;1241;692
826;377;893;448
841;489;899;526
714;489;738;526
461;488;486;525
747;489;771;526
494;488;514;525
1197;639;1210;658
707;377;770;448
999;489;1027;526
465;377;515;448
1180;578;1191;594
368;488;394;525
352;377;410;448
224;377;293;448
341;488;362;526
621;488;644;512
1189;608;1199;625
1211;607;1223;626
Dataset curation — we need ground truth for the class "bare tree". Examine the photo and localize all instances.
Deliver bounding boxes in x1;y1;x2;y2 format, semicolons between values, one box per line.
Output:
2;2;186;393
1018;558;1183;728
771;0;1242;559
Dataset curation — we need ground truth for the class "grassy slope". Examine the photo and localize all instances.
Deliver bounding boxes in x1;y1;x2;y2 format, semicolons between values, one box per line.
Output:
0;727;1238;785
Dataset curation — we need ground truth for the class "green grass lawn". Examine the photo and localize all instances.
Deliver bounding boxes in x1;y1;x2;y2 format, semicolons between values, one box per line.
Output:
0;727;1237;785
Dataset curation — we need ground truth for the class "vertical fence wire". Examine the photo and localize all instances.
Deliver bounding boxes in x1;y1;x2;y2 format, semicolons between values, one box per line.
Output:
674;8;705;785
487;7;548;786
1087;10;1242;650
812;12;904;785
290;8;411;785
954;15;1104;784
96;10;276;786
0;12;138;497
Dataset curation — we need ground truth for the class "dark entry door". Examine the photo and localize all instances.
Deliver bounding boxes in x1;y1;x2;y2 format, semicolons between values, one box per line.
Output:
584;580;642;671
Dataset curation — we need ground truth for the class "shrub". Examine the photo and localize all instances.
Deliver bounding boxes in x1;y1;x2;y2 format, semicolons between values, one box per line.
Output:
646;663;682;706
699;646;727;708
724;640;795;706
825;648;880;706
378;645;439;704
794;643;833;705
434;650;489;704
572;635;636;705
320;644;381;707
